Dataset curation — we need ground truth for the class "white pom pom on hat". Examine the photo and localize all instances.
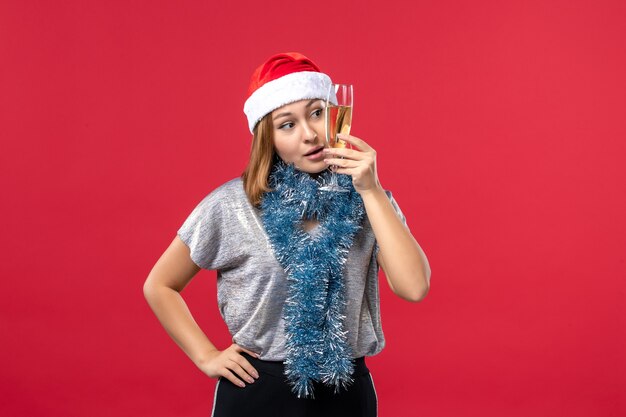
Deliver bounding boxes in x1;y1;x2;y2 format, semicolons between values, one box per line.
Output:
243;52;335;134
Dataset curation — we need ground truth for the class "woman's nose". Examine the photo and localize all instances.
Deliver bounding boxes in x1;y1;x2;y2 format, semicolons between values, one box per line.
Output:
302;122;319;142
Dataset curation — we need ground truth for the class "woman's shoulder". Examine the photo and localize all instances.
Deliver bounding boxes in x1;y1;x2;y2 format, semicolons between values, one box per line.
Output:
188;177;248;213
198;177;245;201
212;177;244;196
180;177;246;224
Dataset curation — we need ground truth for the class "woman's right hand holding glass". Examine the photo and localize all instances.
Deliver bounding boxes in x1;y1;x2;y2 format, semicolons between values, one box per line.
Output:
196;343;260;387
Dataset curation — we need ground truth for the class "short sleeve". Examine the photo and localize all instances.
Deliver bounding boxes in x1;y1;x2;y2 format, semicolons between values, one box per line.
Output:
373;190;408;259
177;192;225;270
386;190;407;227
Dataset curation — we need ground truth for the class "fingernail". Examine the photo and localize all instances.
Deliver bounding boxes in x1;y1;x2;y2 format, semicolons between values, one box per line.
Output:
238;381;245;387
252;371;259;379
247;377;254;383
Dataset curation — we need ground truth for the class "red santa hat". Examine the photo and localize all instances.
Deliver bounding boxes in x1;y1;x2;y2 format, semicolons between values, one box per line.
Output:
244;52;334;133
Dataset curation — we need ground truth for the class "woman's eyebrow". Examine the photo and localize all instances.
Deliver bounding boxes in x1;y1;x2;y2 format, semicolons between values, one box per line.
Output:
305;99;320;108
273;111;292;121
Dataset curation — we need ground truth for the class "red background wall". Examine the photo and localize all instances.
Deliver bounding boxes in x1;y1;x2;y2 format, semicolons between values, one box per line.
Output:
1;1;624;416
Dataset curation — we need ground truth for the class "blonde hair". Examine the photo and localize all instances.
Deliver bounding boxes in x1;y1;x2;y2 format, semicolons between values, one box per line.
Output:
242;114;275;206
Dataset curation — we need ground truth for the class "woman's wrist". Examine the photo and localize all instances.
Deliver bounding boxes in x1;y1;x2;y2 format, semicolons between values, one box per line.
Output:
192;346;220;367
357;183;385;200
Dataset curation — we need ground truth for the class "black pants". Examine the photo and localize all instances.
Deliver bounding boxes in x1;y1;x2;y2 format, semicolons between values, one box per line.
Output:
211;353;378;417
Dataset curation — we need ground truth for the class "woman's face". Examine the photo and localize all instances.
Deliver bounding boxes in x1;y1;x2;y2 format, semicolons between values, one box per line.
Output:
271;99;327;174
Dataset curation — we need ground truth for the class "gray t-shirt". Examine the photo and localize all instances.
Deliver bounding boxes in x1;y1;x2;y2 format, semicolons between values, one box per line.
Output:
177;177;407;361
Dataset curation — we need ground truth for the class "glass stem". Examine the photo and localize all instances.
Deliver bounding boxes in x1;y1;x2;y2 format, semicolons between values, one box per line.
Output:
329;165;339;186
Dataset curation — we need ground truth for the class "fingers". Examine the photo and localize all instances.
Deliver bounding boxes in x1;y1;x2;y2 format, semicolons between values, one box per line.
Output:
227;357;258;385
335;133;372;151
231;344;260;379
221;368;248;388
231;351;260;377
235;344;260;359
327;158;372;178
323;147;376;169
323;147;364;160
323;138;380;193
323;133;376;162
228;344;260;385
333;166;368;177
323;157;360;169
201;344;261;388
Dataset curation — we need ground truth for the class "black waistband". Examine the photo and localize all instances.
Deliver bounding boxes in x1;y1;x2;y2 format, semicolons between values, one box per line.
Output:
241;352;370;379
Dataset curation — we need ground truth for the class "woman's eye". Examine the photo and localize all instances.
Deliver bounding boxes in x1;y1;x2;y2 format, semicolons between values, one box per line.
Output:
278;122;294;130
311;108;323;118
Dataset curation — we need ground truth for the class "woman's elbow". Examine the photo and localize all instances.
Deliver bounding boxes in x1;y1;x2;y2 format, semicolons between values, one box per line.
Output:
402;271;431;303
404;287;429;303
143;273;168;302
143;276;156;301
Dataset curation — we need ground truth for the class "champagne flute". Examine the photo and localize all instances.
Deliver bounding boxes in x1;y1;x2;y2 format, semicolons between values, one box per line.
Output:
320;83;353;192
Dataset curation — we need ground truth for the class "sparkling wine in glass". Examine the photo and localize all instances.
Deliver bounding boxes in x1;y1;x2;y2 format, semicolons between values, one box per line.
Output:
320;83;353;192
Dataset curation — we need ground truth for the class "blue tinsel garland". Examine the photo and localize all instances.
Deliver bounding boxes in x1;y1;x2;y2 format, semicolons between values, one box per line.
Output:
260;160;365;398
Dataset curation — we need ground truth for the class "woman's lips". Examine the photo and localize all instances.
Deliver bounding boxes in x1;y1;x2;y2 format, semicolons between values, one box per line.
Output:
304;147;325;160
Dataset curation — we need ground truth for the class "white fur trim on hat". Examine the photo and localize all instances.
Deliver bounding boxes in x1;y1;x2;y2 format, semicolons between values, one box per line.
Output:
244;71;335;133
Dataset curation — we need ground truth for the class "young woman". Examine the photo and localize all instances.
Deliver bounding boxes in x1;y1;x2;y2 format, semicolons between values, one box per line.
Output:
143;52;431;417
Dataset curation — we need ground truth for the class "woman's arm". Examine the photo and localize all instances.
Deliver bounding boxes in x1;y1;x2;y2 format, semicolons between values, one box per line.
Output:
362;188;431;302
323;134;431;302
143;236;260;387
